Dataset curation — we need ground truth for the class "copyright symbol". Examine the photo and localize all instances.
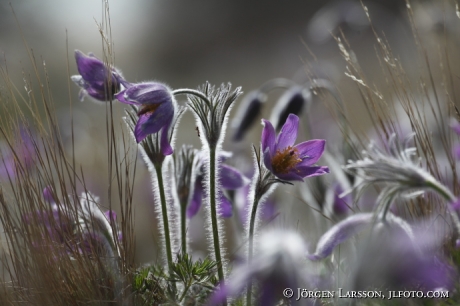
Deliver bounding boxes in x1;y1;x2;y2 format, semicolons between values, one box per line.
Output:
283;288;294;298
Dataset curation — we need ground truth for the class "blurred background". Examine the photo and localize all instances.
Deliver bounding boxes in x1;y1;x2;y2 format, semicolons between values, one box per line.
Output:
1;0;459;263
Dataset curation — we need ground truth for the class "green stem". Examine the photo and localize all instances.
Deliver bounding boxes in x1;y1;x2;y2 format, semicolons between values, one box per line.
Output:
209;147;226;302
180;200;187;254
246;194;260;306
426;180;456;202
172;88;212;105
179;280;191;302
154;163;173;271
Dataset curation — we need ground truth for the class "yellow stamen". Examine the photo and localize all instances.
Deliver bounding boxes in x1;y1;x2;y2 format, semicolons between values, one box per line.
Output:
271;146;302;174
137;103;161;116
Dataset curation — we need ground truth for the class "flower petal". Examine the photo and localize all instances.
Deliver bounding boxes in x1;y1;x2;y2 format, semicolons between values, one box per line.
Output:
275;113;299;150
261;119;276;156
134;102;174;143
115;89;137;105
275;171;304;181
187;181;203;218
263;147;274;172
218;193;233;218
308;213;374;261
220;164;249;190
119;82;172;105
295;139;326;167
43;186;55;203
293;165;329;178
75;50;107;84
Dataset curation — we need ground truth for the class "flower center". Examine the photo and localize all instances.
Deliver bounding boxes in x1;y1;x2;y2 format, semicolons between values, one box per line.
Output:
271;146;302;174
137;103;161;116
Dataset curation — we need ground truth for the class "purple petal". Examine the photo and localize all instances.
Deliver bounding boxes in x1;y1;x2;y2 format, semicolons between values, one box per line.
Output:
263;148;274;172
86;87;108;101
187;181;203;218
220;164;249;190
333;184;351;216
134;102;174;143
451;120;460;135
451;198;460;211
261;119;276;156
104;210;117;222
75;50;107;84
293;165;329;179
118;82;172;105
43;186;55;203
295;139;326;167
115;89;137;105
275;113;299;150
308;213;374;261
455;145;460;160
275;171;304;181
218;193;233;218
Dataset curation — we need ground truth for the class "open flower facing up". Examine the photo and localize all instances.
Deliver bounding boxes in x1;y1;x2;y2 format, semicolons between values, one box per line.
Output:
116;82;176;146
262;113;329;181
71;50;126;102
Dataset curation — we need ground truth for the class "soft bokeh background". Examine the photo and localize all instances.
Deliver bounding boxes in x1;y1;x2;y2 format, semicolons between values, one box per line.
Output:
1;0;458;263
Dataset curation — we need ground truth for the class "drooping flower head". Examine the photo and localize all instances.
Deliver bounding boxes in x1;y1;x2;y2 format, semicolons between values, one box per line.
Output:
71;50;126;102
261;113;329;181
117;82;176;146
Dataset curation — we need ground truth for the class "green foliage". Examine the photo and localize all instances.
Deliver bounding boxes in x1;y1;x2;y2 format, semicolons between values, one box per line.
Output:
132;253;219;305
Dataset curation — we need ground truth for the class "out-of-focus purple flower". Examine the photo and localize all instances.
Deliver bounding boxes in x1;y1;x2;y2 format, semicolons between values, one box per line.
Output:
325;183;352;218
71;50;126;102
23;187;73;250
451;119;460;159
235;185;278;226
187;152;249;219
116;82;175;147
261;113;329;181
351;222;456;292
0;127;35;180
308;213;374;261
43;186;55;203
210;230;312;306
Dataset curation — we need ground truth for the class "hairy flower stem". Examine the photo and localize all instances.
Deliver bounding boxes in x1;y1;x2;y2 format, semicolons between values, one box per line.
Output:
154;163;173;271
172;88;212;104
246;171;273;306
180;199;187;254
246;195;260;306
209;147;226;294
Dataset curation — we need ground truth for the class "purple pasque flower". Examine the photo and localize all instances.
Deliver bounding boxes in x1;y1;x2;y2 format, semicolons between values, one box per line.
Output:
187;152;249;218
116;82;175;147
351;220;455;292
210;230;312;306
0;126;35;180
261;113;329;181
71;50;126;102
